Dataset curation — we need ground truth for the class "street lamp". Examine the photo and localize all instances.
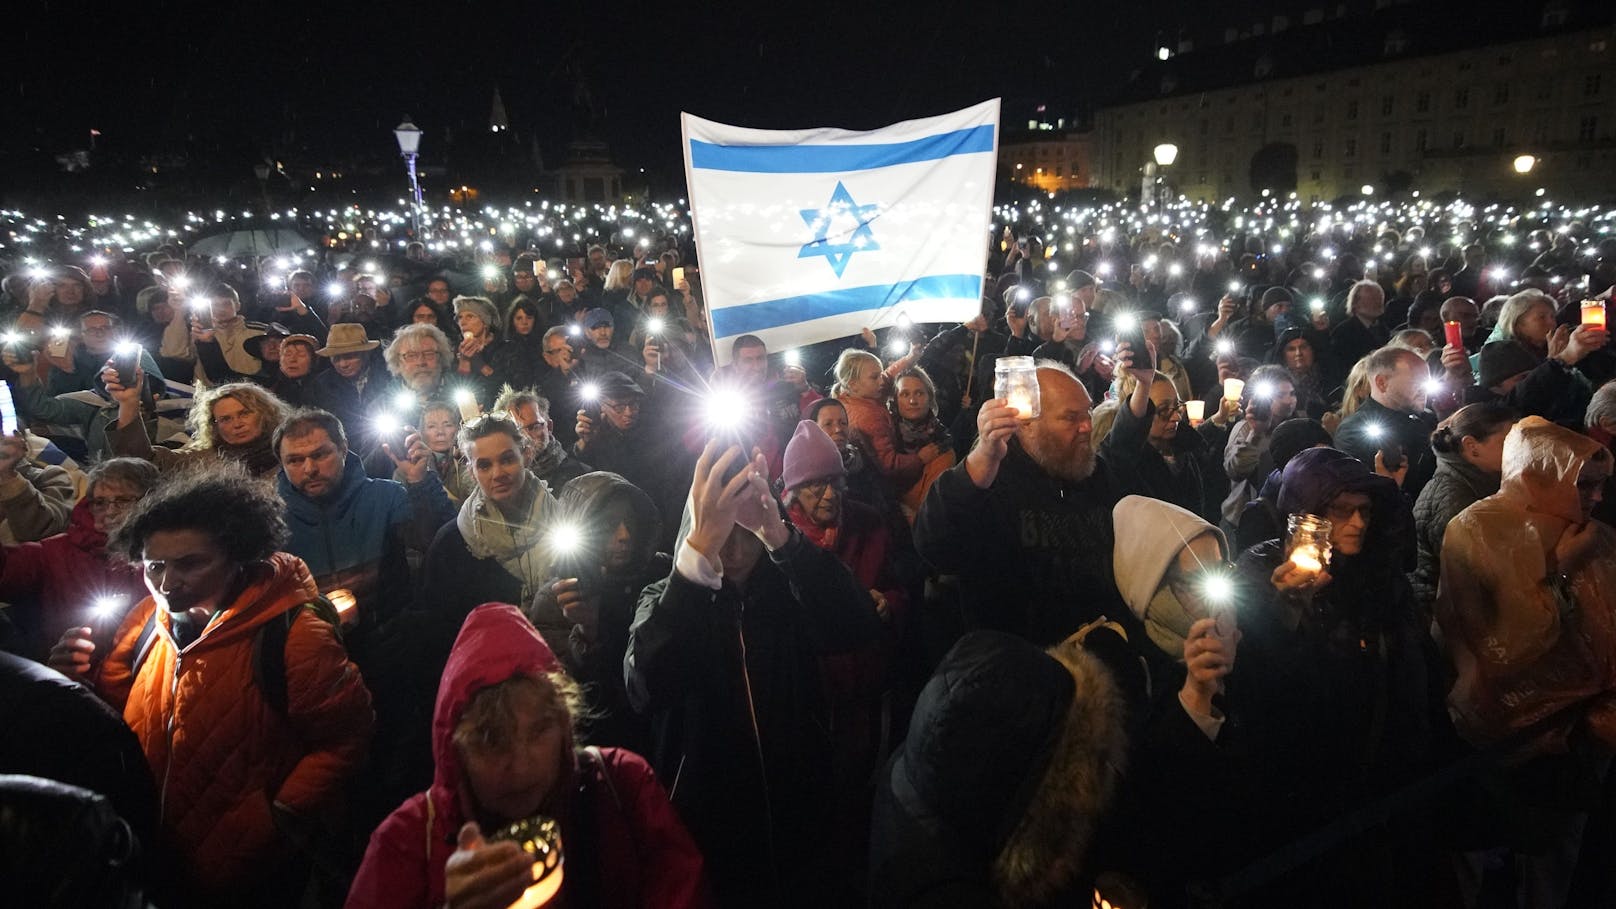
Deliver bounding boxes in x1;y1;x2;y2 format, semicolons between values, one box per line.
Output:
1150;144;1178;211
394;117;424;235
252;163;271;214
1512;154;1537;175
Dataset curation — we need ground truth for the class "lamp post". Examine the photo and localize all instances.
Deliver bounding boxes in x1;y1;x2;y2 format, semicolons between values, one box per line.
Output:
1512;154;1537;175
253;163;272;214
394;117;424;236
1151;143;1178;211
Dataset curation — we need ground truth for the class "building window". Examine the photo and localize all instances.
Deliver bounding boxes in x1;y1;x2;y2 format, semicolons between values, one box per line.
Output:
1281;113;1293;128
1416;91;1430;113
1454;88;1470;109
1380;132;1392;153
1381;96;1394;115
1579;116;1598;141
1453;130;1466;148
1252;111;1265;129
1312;140;1324;159
1345;139;1357;158
1199;119;1209;134
1347;100;1359;120
1492;127;1506;147
1415;129;1427;151
1587;74;1602;96
1537;78;1554;100
1493;84;1509;104
1225;116;1235;133
1310;169;1322;181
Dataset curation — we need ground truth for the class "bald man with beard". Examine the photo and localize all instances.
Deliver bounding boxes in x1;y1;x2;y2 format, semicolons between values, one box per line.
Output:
915;359;1151;648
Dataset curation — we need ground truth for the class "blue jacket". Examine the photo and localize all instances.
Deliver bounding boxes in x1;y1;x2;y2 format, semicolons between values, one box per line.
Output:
277;451;453;628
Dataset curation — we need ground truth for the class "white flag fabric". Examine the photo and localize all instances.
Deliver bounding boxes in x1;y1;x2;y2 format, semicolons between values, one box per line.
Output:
681;99;1000;365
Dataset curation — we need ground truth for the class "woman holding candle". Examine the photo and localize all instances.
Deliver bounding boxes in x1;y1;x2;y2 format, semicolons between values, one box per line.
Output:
1229;446;1444;904
451;295;506;406
347;603;710;909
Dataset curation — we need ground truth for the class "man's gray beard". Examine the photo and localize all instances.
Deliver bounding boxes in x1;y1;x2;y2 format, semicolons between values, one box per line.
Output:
1022;430;1096;483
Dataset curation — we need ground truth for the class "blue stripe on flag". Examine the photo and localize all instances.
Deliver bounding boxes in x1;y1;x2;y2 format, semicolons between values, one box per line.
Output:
689;125;995;174
710;274;982;337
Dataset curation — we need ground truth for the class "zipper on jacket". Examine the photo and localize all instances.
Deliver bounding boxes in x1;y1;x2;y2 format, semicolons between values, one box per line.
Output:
159;650;181;824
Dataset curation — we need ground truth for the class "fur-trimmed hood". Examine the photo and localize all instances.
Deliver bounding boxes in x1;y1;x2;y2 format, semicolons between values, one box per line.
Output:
869;630;1128;907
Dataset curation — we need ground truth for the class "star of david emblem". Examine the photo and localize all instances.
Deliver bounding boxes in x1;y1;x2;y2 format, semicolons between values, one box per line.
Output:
798;181;880;278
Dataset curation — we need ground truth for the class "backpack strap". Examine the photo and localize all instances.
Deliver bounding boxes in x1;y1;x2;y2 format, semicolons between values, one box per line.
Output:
252;597;342;716
129;611;162;680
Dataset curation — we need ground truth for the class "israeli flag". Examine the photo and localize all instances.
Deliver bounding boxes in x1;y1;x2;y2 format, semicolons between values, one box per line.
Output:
682;99;1000;365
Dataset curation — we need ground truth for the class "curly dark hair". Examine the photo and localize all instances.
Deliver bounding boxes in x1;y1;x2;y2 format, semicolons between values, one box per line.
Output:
109;462;288;564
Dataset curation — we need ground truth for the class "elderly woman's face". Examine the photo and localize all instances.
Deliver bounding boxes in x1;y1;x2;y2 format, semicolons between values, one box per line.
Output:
455;681;568;824
279;342;312;378
1515;301;1557;347
793;479;842;527
458;310;487;337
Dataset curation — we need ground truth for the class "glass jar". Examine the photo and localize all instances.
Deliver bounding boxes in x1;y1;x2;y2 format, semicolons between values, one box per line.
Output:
994;356;1041;420
1285;513;1333;574
489;815;564;908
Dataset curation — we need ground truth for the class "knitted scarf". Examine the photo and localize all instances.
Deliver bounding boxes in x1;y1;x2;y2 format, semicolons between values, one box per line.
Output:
530;435;569;477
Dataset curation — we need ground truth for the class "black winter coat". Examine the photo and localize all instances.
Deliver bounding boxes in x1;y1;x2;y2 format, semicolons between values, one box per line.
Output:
625;529;882;907
914;444;1134;647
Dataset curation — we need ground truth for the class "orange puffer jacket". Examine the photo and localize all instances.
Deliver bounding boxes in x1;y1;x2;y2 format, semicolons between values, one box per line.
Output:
96;552;374;899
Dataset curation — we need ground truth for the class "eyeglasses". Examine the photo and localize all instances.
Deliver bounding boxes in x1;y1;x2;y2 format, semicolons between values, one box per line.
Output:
399;349;440;364
1326;502;1373;522
90;496;139;512
601;400;641;415
1153;401;1184;421
799;478;845;496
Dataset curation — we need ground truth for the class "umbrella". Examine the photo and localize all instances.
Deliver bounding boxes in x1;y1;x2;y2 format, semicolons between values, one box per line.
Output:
190;229;313;258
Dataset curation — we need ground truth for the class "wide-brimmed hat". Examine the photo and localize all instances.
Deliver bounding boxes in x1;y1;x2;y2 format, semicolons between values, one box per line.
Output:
244;322;291;360
316;323;380;357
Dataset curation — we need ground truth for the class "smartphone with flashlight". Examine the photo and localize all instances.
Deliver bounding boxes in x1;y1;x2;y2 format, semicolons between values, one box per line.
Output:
112;343;143;388
671;266;685;288
46;330;71;360
1379;437;1405;473
0;382;16;436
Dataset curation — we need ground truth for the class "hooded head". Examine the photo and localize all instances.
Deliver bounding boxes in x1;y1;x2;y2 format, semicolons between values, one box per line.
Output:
430;604;571;836
1499;416;1613;526
549;471;662;579
1111;495;1230;659
1278;447;1402;563
875;630;1126;906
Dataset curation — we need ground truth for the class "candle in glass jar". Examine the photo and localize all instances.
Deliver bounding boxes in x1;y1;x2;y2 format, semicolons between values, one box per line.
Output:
1184;400;1205;425
1582;300;1607;330
327;588;357;625
1222;378;1245;402
509;861;564;909
1288;545;1323;574
994;356;1041;420
453;389;480;422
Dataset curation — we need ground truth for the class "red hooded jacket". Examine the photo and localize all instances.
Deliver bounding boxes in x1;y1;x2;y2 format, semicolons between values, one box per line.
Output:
346;603;710;909
0;497;145;646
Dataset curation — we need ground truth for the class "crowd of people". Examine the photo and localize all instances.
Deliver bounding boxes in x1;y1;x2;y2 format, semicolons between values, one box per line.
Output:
0;195;1613;908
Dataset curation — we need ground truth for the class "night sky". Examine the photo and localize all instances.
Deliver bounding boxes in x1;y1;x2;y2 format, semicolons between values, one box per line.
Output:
7;0;1349;204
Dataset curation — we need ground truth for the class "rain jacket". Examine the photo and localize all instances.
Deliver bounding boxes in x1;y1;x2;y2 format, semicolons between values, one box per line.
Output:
345;603;709;909
868;631;1127;908
94;553;373;900
1434;416;1616;754
0;497;144;655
